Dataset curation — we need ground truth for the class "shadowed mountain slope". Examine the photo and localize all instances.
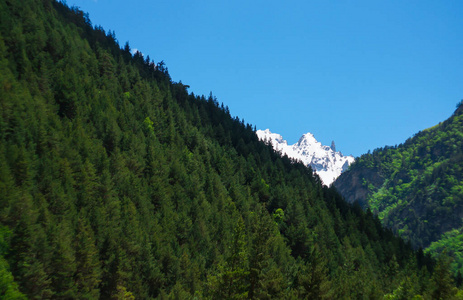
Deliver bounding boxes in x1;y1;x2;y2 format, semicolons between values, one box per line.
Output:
335;103;463;274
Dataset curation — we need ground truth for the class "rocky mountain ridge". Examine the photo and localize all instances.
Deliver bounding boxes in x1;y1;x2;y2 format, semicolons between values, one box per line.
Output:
256;129;355;185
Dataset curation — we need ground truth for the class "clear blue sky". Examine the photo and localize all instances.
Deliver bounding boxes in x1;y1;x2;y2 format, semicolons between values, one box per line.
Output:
67;0;462;157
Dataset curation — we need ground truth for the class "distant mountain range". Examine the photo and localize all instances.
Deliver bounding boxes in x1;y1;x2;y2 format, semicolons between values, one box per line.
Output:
256;129;354;185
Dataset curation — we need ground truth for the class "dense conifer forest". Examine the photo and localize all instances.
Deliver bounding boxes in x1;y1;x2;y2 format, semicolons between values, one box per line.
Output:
335;102;463;278
0;0;461;298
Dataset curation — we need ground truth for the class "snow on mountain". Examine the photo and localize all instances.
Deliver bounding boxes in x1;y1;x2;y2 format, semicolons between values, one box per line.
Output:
256;129;355;186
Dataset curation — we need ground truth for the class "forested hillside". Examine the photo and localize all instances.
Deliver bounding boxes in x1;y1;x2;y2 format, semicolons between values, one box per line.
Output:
335;103;463;276
0;0;459;298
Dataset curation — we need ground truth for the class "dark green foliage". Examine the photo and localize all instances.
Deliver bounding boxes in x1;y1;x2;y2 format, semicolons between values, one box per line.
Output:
428;255;458;299
0;0;457;298
0;226;27;299
335;102;463;275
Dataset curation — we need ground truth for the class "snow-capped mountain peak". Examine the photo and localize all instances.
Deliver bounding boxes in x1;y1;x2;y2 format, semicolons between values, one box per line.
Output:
297;133;317;146
259;129;288;146
256;129;355;186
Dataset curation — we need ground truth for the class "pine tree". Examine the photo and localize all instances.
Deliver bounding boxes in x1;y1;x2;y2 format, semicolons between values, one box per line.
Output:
429;255;458;299
208;215;249;299
74;212;101;299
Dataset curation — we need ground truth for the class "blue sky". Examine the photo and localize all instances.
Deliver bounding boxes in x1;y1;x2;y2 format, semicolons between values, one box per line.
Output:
67;0;462;157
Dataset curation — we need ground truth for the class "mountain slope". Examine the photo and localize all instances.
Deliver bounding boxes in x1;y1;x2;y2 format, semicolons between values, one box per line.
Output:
0;0;456;298
335;103;463;272
256;129;354;185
